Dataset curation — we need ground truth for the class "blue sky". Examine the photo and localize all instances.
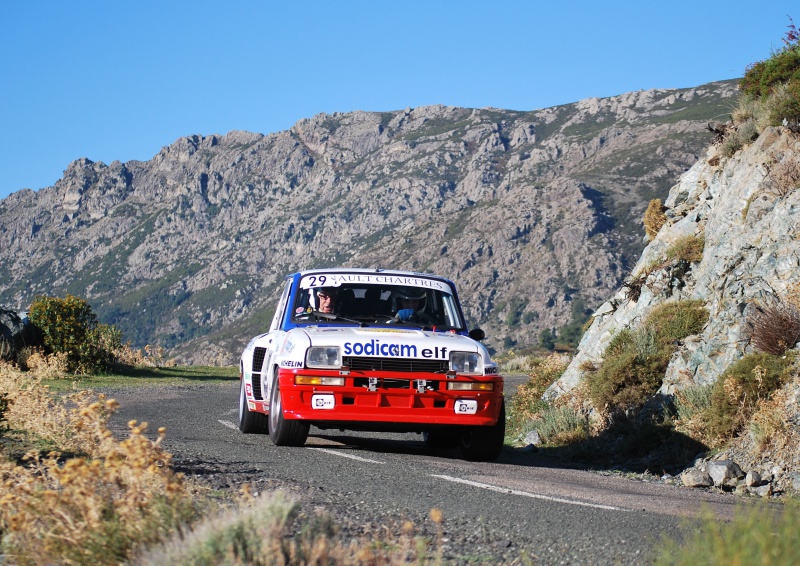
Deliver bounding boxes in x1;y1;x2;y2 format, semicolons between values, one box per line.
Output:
1;1;795;200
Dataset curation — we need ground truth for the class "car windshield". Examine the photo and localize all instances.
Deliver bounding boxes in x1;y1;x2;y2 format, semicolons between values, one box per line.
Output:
291;273;466;330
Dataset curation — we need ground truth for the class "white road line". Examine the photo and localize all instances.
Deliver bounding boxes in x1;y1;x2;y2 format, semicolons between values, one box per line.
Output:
218;419;239;430
431;475;628;512
309;447;385;464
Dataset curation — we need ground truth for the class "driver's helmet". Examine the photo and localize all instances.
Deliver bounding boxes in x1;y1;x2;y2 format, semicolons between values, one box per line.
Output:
311;287;338;310
395;287;425;301
394;287;426;313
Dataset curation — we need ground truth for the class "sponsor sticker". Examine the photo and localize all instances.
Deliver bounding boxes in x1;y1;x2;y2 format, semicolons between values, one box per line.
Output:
454;400;478;414
311;394;335;410
343;340;448;359
299;273;449;292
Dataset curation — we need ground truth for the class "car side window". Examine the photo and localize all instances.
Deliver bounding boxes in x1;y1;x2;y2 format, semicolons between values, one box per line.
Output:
270;279;294;331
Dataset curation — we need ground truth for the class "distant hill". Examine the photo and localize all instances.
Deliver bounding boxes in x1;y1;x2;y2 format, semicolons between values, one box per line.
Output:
0;80;739;363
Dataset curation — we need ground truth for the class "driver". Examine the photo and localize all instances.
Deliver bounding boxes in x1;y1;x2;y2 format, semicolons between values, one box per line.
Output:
315;288;338;314
394;287;429;322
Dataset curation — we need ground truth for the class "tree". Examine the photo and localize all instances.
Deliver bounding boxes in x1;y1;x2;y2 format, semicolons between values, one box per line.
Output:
28;295;120;374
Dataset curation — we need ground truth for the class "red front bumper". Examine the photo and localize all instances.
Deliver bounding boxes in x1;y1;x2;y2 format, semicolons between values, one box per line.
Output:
277;368;504;427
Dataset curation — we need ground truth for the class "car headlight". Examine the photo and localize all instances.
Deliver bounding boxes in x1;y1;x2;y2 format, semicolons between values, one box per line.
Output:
449;351;483;375
306;346;342;369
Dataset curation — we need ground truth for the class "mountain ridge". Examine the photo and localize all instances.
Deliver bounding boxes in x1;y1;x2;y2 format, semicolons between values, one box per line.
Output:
0;80;738;363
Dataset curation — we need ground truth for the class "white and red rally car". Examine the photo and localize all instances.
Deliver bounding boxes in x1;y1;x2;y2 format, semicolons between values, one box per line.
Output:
238;268;505;461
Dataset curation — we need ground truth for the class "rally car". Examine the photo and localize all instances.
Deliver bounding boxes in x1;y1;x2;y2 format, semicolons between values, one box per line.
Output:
238;268;505;461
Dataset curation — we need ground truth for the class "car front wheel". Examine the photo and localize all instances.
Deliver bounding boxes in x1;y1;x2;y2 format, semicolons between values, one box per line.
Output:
458;400;505;462
238;377;269;434
268;372;310;446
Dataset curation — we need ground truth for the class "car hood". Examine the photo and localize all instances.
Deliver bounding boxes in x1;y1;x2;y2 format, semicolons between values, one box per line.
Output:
302;326;480;357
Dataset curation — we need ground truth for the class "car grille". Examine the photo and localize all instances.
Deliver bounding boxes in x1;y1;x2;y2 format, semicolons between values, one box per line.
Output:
343;356;448;374
252;347;267;373
251;347;267;400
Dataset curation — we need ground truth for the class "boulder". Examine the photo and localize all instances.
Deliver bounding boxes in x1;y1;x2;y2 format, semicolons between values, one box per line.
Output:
681;468;713;488
707;460;745;488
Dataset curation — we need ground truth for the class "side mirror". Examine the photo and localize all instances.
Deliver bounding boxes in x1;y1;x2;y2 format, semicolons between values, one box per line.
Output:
469;328;485;341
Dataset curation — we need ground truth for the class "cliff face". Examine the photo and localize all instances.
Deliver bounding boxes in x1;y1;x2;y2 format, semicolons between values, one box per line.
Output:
548;126;800;397
0;81;737;363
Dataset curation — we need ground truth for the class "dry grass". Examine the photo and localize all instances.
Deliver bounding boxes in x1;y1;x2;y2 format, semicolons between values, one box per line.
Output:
22;348;70;379
114;343;175;368
643;198;667;240
0;364;199;564
766;149;800;197
137;491;445;566
747;300;800;356
505;354;571;440
747;372;800;456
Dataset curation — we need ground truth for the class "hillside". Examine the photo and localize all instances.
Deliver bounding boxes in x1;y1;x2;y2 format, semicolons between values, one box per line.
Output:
0;80;738;363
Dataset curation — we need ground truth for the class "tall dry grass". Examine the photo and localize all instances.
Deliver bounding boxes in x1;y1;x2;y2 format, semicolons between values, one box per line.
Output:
0;362;199;564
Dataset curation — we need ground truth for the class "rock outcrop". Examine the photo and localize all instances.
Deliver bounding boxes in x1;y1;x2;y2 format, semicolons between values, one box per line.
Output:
548;127;800;398
546;126;800;495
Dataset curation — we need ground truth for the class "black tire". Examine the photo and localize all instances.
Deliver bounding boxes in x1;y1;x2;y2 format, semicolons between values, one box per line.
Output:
268;372;310;446
238;377;269;434
423;429;458;450
458;400;506;462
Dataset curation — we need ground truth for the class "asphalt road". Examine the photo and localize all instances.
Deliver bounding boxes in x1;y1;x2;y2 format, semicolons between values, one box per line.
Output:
106;380;743;564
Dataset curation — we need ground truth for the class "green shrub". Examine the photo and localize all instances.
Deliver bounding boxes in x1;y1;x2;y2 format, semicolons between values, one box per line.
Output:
535;405;589;445
656;502;800;565
27;295;118;374
586;300;708;411
506;354;569;440
646;299;709;344
703;352;795;442
740;16;800;100
737;19;800;129
673;384;714;424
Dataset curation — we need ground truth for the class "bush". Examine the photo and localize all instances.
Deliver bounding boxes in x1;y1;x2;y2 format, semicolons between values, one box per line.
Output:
656;502;800;565
0;380;200;564
664;234;704;264
643;199;667;240
506;354;570;440
586;300;708;411
766;80;800;127
703;352;795;442
535;405;589;445
747;300;800;355
27;295;119;374
766;146;800;196
739;17;800;100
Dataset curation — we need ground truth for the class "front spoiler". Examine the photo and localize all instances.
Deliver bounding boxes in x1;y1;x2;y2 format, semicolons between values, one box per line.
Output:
276;368;504;428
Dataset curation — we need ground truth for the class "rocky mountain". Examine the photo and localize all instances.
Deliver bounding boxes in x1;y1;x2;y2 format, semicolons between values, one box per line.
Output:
0;80;738;363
